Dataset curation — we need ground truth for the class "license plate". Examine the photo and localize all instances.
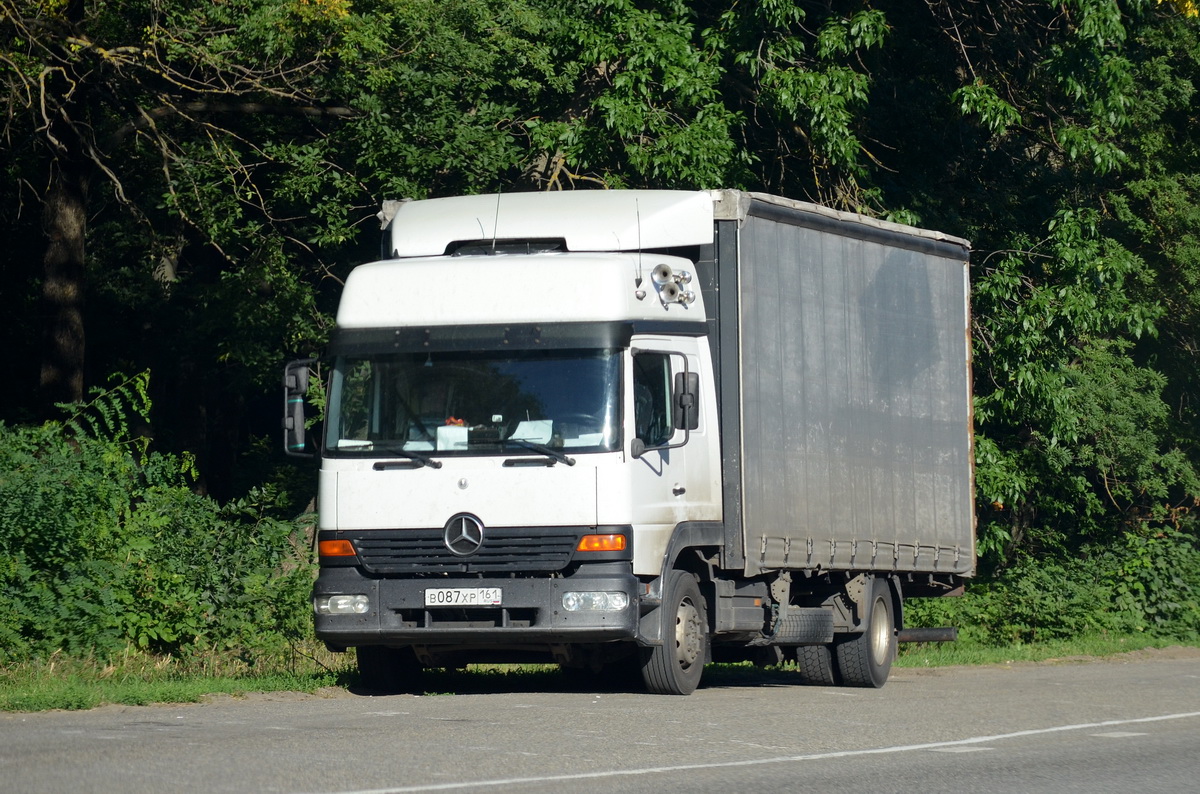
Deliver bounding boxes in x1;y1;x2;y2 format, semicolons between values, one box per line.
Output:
424;587;502;607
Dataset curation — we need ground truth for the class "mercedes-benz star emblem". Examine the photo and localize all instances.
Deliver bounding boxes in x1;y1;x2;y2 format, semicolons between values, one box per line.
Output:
443;514;484;556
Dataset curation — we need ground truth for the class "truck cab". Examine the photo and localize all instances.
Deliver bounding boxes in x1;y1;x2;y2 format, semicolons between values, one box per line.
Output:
290;191;724;693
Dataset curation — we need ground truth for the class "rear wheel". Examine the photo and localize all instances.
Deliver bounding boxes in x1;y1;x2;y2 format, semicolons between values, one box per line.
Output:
794;645;838;686
641;570;708;695
834;577;896;688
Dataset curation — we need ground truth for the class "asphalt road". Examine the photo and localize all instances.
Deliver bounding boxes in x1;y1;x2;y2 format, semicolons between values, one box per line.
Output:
2;648;1198;794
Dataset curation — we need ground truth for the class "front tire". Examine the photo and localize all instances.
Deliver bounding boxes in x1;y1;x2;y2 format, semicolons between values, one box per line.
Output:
641;570;708;695
355;646;422;693
834;577;896;688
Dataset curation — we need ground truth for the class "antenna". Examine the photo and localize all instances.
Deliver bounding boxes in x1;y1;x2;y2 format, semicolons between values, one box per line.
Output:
491;190;502;254
632;198;648;300
635;199;644;287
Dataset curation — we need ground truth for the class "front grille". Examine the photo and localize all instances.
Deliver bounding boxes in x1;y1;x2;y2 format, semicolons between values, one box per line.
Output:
395;607;537;629
353;527;580;574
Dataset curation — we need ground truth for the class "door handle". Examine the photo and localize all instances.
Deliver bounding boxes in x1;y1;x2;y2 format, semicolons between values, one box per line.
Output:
672;484;686;496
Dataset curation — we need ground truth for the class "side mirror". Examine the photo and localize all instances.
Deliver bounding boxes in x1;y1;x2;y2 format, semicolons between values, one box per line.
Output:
283;358;317;458
673;371;700;431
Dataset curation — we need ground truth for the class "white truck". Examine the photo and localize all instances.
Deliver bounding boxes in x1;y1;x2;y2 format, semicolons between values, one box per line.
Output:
284;189;975;695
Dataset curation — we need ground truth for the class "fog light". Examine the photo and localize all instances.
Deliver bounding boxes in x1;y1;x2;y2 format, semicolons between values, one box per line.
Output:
314;594;369;615
561;591;630;612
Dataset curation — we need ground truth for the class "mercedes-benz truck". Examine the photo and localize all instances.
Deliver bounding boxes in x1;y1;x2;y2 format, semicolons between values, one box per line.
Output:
284;189;975;695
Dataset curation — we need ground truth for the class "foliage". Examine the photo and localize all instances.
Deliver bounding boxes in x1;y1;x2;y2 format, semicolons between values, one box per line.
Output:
0;379;315;664
973;333;1198;560
871;1;1200;569
705;3;890;205
906;523;1200;644
2;0;1200;659
521;0;745;189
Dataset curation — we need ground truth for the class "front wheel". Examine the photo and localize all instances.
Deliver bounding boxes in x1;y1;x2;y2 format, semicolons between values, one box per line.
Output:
355;646;422;694
641;570;708;695
834;577;896;688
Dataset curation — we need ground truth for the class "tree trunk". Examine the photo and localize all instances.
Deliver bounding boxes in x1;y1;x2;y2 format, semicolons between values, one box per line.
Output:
39;158;90;410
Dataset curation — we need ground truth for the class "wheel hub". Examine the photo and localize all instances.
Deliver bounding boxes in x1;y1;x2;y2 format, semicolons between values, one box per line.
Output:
676;597;702;669
869;595;891;666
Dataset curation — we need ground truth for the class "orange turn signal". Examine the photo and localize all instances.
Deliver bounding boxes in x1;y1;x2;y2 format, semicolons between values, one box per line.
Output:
319;539;357;557
576;533;627;552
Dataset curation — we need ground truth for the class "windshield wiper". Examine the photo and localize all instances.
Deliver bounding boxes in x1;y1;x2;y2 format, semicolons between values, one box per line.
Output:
370;445;443;469
504;439;575;467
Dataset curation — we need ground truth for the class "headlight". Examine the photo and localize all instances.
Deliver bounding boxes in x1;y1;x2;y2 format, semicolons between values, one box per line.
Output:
561;591;630;612
314;594;370;615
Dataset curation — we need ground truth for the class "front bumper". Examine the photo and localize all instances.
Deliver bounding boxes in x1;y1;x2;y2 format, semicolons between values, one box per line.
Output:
313;565;640;648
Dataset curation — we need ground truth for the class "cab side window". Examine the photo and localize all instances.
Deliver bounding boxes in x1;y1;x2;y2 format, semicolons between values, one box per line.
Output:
633;352;672;447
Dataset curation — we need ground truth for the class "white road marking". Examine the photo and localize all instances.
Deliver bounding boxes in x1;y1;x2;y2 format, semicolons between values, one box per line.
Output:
930;746;994;753
305;710;1200;794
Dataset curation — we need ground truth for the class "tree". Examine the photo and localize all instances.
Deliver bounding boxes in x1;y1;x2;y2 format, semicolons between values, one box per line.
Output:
4;0;1199;537
1;0;355;409
1113;8;1200;455
862;0;1200;565
1;0;569;490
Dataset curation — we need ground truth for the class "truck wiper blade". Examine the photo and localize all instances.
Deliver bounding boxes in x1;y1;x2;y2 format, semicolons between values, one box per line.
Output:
370;445;443;469
504;439;575;466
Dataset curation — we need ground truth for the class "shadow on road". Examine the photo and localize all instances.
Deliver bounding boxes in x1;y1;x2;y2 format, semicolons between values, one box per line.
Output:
347;662;818;697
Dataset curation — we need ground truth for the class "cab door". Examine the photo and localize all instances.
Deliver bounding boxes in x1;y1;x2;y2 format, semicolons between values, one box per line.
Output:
627;337;717;575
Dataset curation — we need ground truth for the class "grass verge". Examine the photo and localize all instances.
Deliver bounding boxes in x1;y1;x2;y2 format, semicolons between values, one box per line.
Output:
0;646;351;712
4;634;1197;711
894;632;1200;668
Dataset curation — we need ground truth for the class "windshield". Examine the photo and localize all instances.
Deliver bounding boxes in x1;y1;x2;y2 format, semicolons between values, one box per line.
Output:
325;348;621;456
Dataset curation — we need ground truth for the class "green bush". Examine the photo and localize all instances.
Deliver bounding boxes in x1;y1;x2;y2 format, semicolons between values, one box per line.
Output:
1105;528;1200;635
906;524;1200;644
0;375;315;665
5;372;1195;668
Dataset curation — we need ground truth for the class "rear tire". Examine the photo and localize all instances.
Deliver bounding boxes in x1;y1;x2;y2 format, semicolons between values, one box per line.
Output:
834;577;896;688
641;570;708;695
794;645;838;686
